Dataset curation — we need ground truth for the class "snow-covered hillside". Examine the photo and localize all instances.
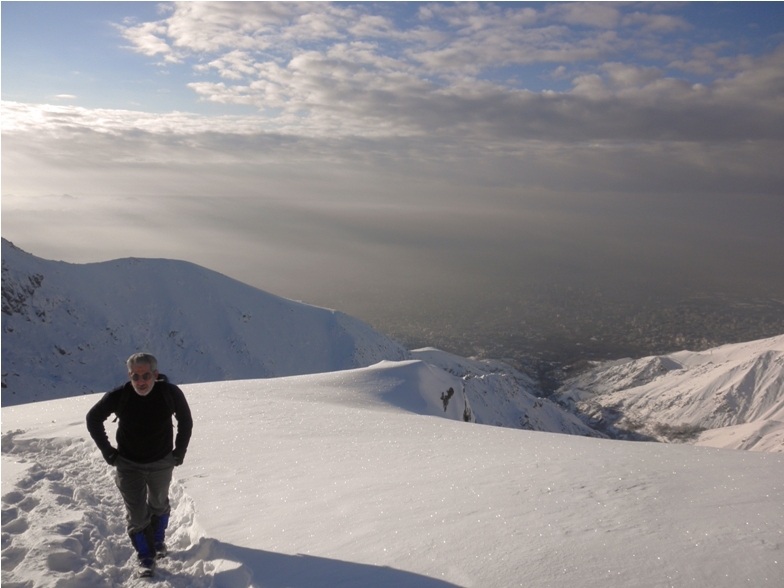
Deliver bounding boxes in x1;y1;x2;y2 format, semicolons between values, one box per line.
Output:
412;347;598;436
6;237;782;448
1;238;409;404
555;335;784;452
1;239;599;438
3;363;783;588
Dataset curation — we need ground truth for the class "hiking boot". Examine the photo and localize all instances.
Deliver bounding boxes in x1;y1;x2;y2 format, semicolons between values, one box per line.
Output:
131;528;157;576
151;513;170;560
138;557;155;578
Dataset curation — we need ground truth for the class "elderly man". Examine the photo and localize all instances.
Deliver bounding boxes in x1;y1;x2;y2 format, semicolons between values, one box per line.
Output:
86;353;193;577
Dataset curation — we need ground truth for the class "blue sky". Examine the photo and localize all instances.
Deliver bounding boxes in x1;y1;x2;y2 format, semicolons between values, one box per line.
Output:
4;2;783;113
2;2;205;112
2;2;784;322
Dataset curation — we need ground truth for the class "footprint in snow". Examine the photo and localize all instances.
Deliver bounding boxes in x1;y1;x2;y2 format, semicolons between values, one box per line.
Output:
1;430;252;588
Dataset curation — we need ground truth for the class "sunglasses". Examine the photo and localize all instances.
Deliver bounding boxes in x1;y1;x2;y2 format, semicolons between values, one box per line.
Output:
130;372;155;382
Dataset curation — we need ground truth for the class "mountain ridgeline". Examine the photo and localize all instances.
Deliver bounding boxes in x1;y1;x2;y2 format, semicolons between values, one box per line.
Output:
553;335;784;452
1;239;598;438
3;238;782;451
1;238;408;403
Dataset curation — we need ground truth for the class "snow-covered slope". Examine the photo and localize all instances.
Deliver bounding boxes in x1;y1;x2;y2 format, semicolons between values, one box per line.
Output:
555;335;784;451
8;237;781;450
1;238;409;405
1;239;599;439
412;347;600;437
3;364;783;588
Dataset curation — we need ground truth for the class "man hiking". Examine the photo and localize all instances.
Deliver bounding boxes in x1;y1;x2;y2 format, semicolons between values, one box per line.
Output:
86;353;193;577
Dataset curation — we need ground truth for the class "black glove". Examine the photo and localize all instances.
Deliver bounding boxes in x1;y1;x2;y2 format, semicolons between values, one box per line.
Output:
102;447;119;466
172;452;184;466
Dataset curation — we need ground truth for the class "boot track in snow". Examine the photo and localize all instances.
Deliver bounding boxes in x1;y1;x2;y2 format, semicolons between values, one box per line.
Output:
1;431;253;587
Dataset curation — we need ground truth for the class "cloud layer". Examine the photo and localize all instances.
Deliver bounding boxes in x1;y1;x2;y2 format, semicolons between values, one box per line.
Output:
107;2;784;142
3;2;783;324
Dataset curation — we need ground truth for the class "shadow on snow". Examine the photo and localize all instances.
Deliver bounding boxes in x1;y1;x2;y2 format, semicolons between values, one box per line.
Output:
179;538;462;588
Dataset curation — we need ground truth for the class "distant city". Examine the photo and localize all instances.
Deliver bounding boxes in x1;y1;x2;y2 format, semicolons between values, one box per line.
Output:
364;286;784;394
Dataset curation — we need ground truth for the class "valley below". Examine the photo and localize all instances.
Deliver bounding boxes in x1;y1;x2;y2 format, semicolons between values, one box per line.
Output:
363;286;784;394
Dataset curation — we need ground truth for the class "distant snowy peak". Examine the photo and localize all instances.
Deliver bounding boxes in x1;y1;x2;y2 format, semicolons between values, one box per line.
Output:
1;238;409;405
556;335;784;451
564;355;684;395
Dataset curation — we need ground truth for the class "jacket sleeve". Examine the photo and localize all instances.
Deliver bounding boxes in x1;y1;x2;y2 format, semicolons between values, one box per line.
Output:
86;389;120;454
170;385;193;460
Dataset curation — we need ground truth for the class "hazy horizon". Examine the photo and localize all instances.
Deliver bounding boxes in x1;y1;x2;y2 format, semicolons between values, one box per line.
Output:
3;2;783;361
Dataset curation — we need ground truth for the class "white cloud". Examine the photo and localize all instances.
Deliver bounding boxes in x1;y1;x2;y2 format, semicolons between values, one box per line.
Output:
570;73;610;99
601;63;664;89
348;14;397;38
110;0;780;132
119;20;182;63
162;1;289;53
6;34;784;147
4;4;783;197
622;12;690;33
113;3;695;85
196;50;260;80
550;2;620;29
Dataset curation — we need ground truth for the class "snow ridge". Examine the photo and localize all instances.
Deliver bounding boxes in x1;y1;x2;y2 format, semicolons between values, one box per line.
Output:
1;238;409;405
555;335;784;451
411;348;600;437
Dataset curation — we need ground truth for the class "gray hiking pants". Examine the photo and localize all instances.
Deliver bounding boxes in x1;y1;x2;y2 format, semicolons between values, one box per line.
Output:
115;454;175;535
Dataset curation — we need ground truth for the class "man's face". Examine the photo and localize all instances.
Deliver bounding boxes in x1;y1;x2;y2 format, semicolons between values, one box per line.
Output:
128;363;159;396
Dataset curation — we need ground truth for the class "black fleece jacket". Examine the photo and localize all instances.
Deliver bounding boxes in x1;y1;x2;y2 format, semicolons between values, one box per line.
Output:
86;380;193;464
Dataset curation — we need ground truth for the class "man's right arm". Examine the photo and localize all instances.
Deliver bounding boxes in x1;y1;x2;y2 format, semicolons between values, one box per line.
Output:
86;389;120;465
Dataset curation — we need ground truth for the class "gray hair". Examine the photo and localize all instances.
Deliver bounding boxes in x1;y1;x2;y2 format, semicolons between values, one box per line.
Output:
126;353;158;372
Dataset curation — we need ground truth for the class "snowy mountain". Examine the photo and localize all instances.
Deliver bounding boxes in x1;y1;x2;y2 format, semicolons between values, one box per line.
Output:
3;365;783;588
1;237;410;404
1;239;598;438
3;243;783;586
555;335;784;452
7;237;782;449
